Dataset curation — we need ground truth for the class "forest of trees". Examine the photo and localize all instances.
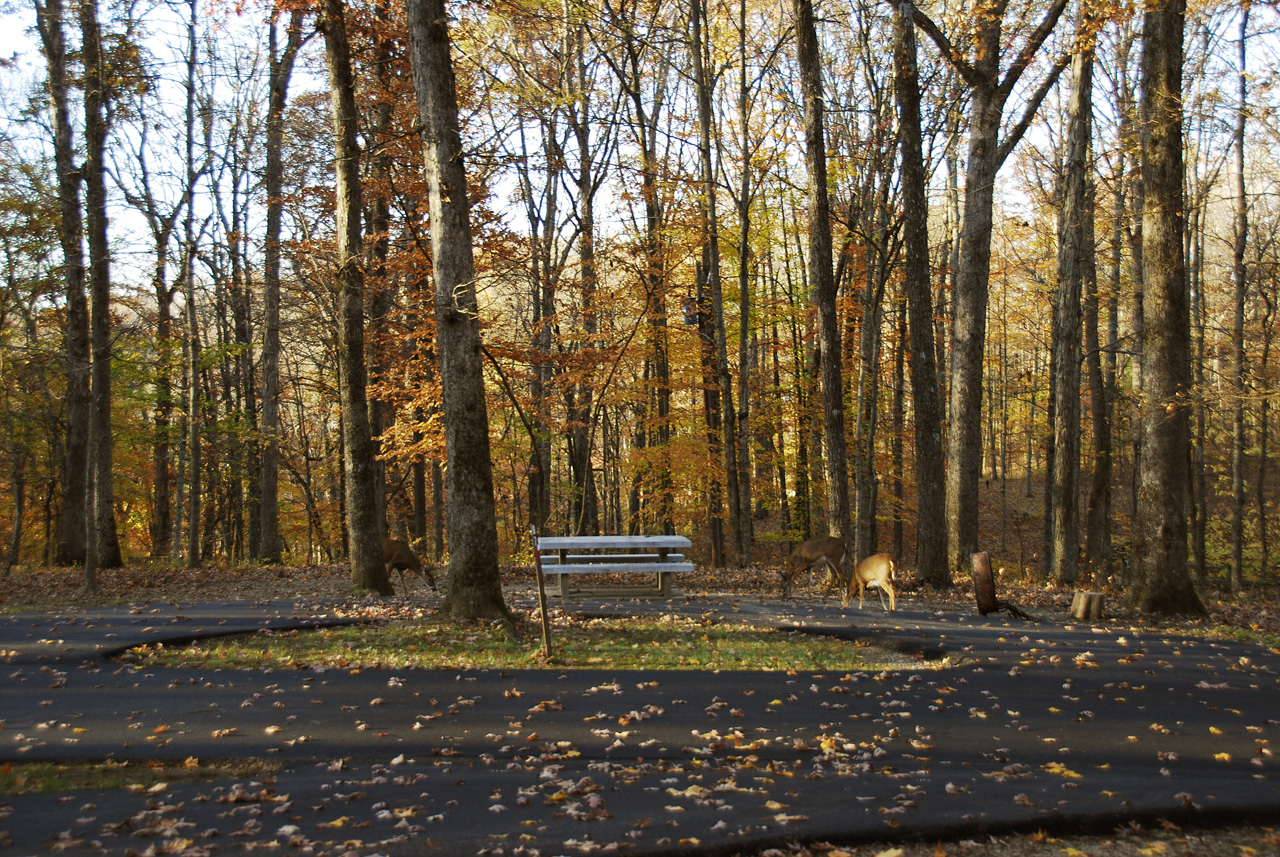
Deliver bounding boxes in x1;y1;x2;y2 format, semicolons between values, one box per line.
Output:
0;0;1276;614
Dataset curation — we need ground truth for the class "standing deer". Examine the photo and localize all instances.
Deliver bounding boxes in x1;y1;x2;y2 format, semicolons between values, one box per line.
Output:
779;536;847;599
840;552;896;612
382;537;437;593
779;537;897;611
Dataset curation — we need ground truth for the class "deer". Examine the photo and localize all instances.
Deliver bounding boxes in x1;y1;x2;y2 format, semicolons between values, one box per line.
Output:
382;537;437;594
840;552;896;612
779;536;847;599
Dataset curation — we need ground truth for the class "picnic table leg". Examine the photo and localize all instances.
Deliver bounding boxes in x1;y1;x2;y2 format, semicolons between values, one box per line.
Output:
658;571;670;596
557;548;571;598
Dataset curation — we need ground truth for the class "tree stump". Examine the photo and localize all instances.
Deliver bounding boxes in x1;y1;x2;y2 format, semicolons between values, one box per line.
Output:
971;551;997;616
1070;591;1105;621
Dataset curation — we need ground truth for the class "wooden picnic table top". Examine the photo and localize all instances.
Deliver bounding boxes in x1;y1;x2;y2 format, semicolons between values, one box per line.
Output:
536;534;692;552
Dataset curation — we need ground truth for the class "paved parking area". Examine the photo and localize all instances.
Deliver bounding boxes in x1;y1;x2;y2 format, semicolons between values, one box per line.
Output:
2;596;1277;855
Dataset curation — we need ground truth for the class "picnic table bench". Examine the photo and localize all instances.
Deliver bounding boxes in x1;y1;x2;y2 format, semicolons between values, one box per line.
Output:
534;534;694;597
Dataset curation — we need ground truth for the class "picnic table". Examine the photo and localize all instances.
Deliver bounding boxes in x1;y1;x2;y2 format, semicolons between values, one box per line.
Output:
534;534;694;597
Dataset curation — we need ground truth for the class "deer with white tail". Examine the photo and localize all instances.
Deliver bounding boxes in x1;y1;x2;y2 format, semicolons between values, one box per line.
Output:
779;536;897;611
841;552;896;612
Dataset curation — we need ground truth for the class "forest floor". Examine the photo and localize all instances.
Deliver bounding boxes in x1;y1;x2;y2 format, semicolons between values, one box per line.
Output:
2;560;1279;856
2;558;1279;650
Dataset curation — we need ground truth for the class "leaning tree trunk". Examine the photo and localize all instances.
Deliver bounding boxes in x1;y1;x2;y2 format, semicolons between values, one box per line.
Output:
405;0;508;621
319;0;390;595
1131;0;1204;616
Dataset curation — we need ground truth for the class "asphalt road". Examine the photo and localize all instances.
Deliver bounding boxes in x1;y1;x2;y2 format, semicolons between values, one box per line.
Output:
2;595;1278;856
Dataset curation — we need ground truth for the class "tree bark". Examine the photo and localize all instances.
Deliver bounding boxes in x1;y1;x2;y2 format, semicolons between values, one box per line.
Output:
913;0;1070;577
1229;5;1249;595
259;10;305;564
405;0;508;621
318;0;390;595
565;17;600;536
1131;0;1203;616
35;0;89;569
692;0;734;568
183;0;201;568
795;0;852;565
79;0;121;582
893;1;947;585
1083;141;1112;580
1051;30;1093;585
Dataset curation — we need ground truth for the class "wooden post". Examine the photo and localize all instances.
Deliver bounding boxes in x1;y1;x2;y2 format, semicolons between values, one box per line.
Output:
530;526;552;660
971;551;997;615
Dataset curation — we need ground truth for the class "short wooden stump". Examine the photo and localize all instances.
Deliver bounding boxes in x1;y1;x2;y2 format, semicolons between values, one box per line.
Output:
1070;591;1105;620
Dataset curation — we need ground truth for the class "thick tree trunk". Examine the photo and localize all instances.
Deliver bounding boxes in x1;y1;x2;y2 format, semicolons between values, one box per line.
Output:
319;0;390;595
35;0;89;568
1131;0;1203;616
912;0;1070;578
80;0;121;582
893;1;947;585
406;0;508;621
795;0;852;564
1051;38;1093;585
259;9;304;564
944;84;999;579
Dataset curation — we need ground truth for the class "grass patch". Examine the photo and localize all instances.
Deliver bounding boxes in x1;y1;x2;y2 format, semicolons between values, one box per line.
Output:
118;613;925;672
0;758;280;795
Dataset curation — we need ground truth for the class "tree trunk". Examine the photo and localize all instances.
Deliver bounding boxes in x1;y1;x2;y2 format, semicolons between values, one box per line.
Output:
80;0;121;582
891;299;906;563
692;0;732;568
35;0;90;568
405;0;508;621
1051;32;1093;585
912;0;1070;577
795;0;852;565
893;1;947;585
1257;291;1273;580
1229;6;1249;595
1131;0;1203;616
565;17;600;537
1083;143;1112;579
319;0;390;595
259;10;305;564
183;0;201;568
732;0;754;566
366;0;397;542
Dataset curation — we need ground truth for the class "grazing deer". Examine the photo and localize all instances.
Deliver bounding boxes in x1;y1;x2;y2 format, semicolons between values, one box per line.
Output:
780;536;847;599
382;537;437;593
841;552;896;612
